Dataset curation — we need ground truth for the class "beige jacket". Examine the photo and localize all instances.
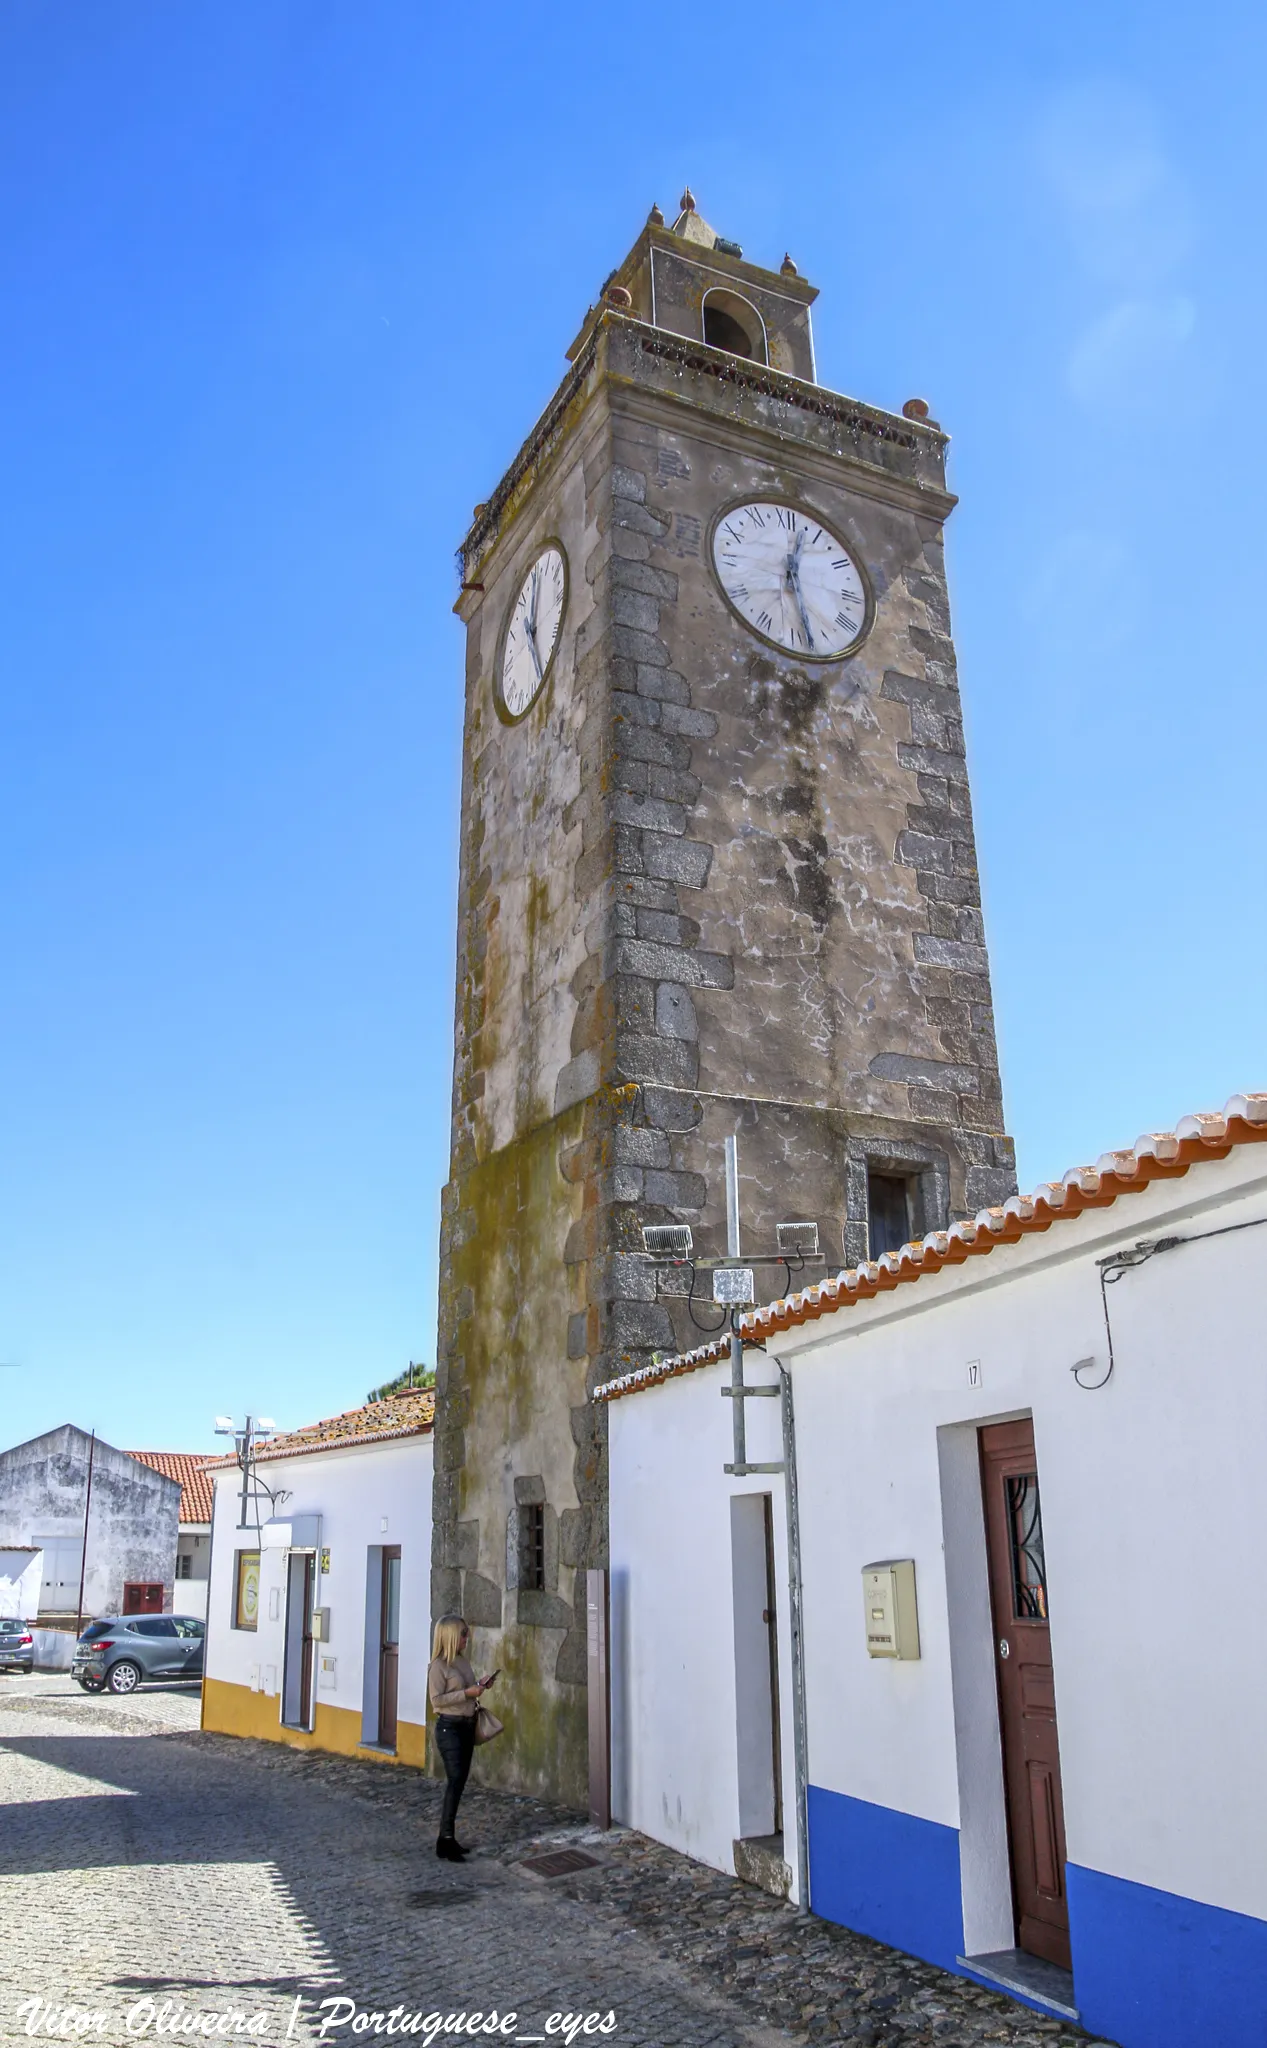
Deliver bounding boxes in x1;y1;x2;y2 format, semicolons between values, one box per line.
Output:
428;1653;478;1718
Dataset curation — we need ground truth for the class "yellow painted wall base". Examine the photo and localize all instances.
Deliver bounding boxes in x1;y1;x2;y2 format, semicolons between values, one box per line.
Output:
201;1675;427;1769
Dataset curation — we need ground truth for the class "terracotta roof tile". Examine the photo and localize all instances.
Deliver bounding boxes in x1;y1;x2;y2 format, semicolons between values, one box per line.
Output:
594;1091;1267;1402
127;1451;216;1525
204;1390;435;1469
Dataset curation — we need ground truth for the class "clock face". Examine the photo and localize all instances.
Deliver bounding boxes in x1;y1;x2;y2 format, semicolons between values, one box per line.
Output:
712;502;869;660
499;544;567;720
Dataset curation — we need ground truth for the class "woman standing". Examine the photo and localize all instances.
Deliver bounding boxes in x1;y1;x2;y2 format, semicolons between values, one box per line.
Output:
427;1614;496;1860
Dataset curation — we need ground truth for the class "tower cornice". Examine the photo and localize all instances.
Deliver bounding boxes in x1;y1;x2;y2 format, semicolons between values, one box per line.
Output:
457;312;951;597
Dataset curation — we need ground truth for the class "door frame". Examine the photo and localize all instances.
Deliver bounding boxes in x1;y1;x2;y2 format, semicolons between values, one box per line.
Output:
938;1418;1028;1959
730;1490;783;1845
281;1551;316;1730
377;1546;401;1750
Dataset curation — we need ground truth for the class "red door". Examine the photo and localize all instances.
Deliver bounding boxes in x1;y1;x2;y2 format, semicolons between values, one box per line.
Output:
123;1582;163;1614
980;1419;1070;1969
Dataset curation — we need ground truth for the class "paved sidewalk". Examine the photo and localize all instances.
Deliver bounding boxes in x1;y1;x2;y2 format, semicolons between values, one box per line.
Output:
0;1690;1110;2047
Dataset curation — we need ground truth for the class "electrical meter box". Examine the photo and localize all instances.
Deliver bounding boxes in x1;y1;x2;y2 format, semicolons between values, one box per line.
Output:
862;1560;920;1660
311;1607;331;1642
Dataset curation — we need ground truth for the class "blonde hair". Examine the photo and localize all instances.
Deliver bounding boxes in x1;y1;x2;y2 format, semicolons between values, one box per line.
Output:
432;1614;468;1663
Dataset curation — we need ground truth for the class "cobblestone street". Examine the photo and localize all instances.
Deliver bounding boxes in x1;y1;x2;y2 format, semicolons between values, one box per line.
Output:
0;1684;1110;2048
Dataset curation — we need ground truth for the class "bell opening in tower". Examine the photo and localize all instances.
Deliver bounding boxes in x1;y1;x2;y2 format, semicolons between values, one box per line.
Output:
702;291;765;362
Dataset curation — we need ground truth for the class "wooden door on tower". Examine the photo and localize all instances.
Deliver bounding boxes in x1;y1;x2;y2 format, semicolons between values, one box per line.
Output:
980;1419;1070;1969
379;1547;401;1749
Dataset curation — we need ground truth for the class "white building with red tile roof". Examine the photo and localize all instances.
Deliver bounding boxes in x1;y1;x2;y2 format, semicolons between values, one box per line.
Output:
201;1389;434;1766
128;1450;215;1617
600;1093;1267;2048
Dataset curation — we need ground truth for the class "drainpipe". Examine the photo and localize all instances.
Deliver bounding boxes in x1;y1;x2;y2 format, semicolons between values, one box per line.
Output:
777;1360;811;1915
74;1430;96;1641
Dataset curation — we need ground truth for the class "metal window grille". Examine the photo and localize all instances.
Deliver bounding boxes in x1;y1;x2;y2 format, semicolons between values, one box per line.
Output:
520;1503;546;1592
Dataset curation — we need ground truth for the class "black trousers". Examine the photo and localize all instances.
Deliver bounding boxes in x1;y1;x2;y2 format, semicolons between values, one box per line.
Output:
434;1714;477;1839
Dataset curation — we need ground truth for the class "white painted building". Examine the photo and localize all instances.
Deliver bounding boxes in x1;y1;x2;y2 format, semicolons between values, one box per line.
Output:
602;1093;1267;2048
128;1452;215;1618
202;1390;434;1766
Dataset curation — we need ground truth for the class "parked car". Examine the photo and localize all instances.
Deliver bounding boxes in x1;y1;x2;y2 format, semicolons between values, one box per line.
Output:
0;1620;35;1673
73;1615;205;1694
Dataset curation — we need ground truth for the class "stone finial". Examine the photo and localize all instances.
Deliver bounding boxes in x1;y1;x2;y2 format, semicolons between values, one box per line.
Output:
902;398;931;421
679;186;696;213
780;253;799;277
648;202;665;226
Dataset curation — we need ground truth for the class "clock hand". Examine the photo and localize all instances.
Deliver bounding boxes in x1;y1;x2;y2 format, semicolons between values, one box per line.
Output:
523;606;548;679
525;569;546;680
522;610;544;683
785;529;816;653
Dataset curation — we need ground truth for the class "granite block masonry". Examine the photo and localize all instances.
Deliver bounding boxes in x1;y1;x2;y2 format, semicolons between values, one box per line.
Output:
437;205;1016;1804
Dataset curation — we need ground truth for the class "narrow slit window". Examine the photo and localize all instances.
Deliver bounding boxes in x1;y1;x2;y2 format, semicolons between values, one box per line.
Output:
520;1503;546;1592
867;1170;912;1260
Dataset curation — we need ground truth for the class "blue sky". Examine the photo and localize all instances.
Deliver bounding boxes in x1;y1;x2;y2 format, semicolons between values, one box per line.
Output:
2;3;1263;1454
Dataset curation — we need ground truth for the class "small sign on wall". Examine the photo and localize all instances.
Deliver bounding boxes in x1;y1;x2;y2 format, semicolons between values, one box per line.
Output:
863;1560;921;1660
318;1655;337;1690
966;1360;983;1389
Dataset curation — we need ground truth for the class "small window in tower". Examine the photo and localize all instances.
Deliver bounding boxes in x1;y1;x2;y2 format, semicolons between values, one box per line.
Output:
520;1503;546;1592
701;289;766;364
867;1171;913;1262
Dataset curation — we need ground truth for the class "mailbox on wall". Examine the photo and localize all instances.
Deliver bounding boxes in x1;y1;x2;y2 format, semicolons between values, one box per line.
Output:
863;1559;920;1659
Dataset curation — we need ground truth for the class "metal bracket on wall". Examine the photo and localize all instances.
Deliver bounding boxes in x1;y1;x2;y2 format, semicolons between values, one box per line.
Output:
724;1461;786;1476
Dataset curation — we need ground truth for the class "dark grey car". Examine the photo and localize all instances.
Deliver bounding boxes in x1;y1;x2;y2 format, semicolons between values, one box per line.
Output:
73;1615;205;1694
0;1619;35;1672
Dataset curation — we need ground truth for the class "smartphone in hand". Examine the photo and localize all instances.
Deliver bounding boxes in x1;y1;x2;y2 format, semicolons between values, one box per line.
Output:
481;1668;501;1690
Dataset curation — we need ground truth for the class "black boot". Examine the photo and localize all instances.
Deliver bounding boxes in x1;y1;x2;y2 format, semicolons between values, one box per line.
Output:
436;1836;459;1860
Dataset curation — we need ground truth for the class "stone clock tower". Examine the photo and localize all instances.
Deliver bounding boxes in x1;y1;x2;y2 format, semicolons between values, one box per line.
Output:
434;197;1016;1804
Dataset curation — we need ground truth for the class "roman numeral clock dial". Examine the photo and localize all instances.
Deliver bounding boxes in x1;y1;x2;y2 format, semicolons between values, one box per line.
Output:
712;502;870;660
499;544;568;720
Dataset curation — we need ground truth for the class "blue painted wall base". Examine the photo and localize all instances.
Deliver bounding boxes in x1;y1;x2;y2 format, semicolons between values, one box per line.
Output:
1068;1863;1267;2048
806;1790;1267;2048
807;1785;965;1972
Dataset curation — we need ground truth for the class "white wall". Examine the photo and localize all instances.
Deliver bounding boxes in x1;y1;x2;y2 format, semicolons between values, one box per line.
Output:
171;1579;208;1620
773;1143;1267;1927
608;1356;801;1897
0;1549;42;1619
205;1434;432;1738
607;1143;1267;1947
177;1529;211;1581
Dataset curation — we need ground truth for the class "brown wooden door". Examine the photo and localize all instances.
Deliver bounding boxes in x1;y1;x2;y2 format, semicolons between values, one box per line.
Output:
378;1547;400;1750
298;1555;315;1728
123;1582;163;1614
980;1419;1070;1969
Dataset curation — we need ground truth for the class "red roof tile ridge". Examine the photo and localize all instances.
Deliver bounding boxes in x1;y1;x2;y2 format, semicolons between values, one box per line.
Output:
593;1091;1267;1401
203;1389;436;1469
126;1449;216;1524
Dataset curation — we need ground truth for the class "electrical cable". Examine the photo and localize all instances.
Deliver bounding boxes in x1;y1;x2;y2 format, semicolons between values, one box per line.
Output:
1079;1213;1267;1391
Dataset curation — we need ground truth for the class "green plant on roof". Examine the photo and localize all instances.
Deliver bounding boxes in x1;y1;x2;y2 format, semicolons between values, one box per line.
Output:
366;1362;435;1402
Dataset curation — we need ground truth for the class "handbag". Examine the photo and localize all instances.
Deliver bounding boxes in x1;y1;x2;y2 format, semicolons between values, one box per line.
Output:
474;1704;504;1745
